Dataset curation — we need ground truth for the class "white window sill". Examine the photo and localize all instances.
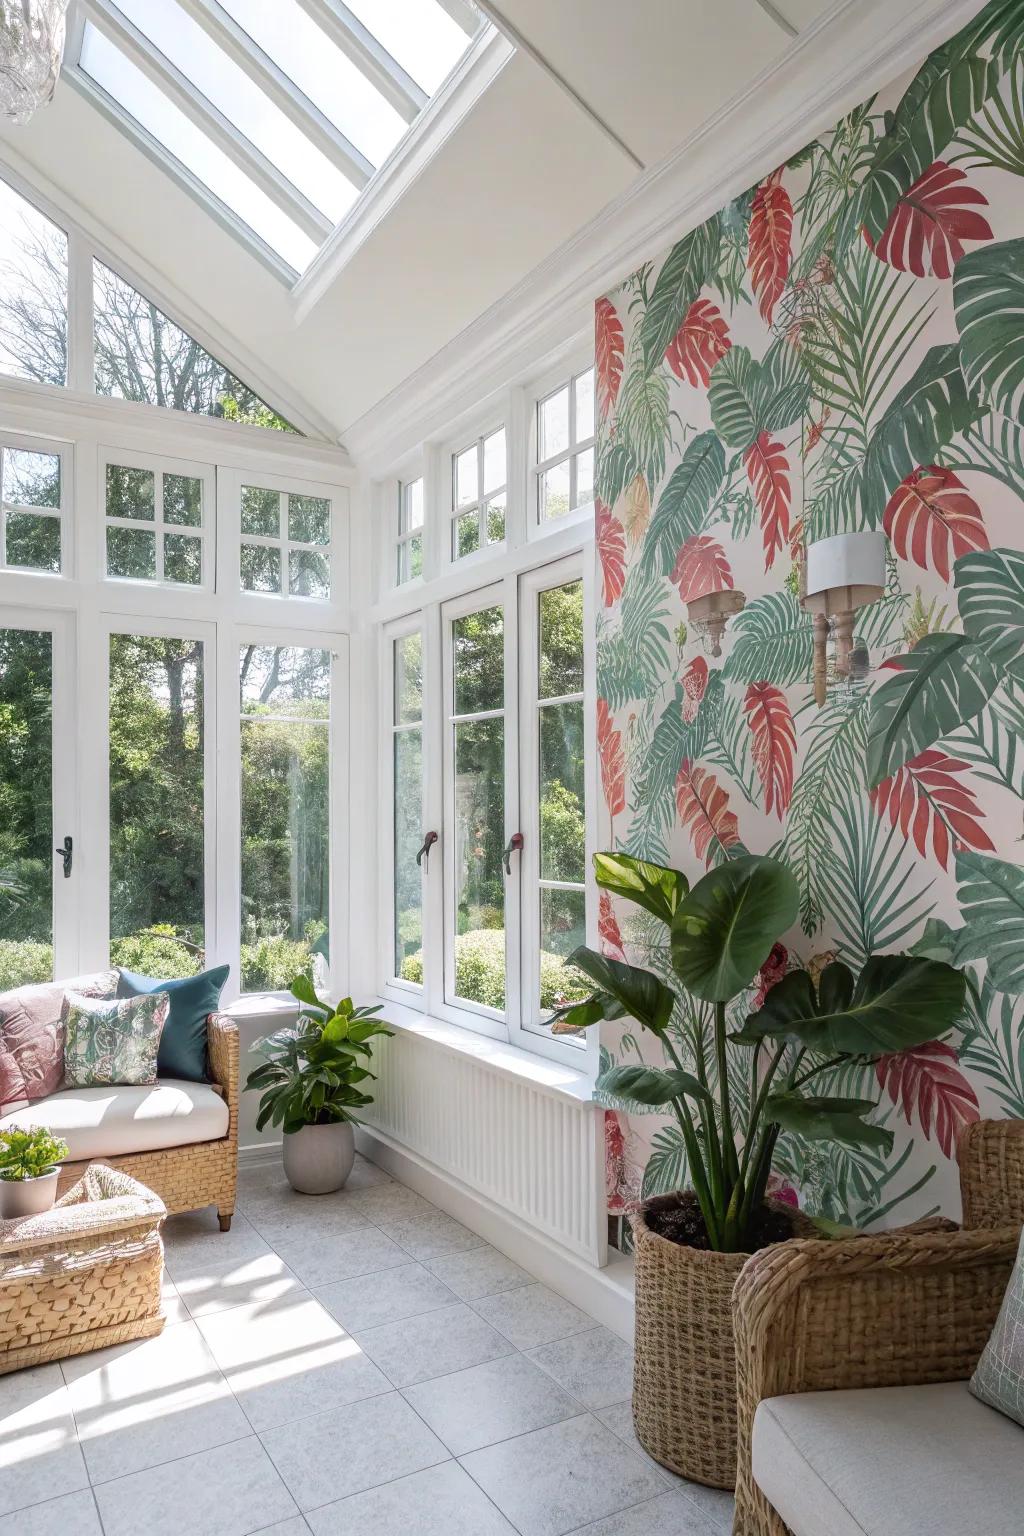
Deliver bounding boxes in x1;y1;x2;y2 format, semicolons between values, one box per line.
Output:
223;992;298;1019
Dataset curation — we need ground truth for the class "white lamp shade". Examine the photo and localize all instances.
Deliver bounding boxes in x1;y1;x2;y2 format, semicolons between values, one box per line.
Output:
805;531;885;614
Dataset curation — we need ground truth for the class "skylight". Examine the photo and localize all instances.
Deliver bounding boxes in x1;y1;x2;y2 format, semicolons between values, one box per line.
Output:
67;0;484;280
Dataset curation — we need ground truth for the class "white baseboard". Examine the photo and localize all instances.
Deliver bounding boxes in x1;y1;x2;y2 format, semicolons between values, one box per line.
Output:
355;1123;635;1342
238;1141;283;1171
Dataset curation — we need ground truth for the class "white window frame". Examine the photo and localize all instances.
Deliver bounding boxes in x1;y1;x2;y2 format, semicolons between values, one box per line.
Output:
99;445;214;592
222;465;344;608
380;612;427;1002
448;423;507;567
396;474;425;588
0;433;71;579
529;361;596;535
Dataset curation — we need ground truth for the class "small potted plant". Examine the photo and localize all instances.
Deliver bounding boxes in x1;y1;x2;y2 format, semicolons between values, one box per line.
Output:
552;852;967;1489
245;976;393;1195
0;1126;69;1218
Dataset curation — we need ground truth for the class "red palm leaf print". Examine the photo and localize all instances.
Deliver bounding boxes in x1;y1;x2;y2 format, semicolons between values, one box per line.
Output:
595;296;624;419
743;683;797;819
598;892;626;962
675;760;740;866
869;749;995;870
883;466;988;583
664;298;731;387
596;498;626;607
743;433;791;571
876;1042;980;1159
682;655;709;723
597;699;626;820
670;535;734;603
865;161;993;279
747;169;793;326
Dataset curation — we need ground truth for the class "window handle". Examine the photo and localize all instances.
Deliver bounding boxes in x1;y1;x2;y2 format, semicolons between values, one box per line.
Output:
55;835;72;879
416;830;438;867
503;832;524;876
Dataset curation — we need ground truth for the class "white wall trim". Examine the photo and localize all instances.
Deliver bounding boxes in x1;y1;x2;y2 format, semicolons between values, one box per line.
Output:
341;0;984;471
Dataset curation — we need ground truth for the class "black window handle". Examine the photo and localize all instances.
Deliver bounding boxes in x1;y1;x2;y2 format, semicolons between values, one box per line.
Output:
416;830;438;867
503;832;524;876
55;835;72;878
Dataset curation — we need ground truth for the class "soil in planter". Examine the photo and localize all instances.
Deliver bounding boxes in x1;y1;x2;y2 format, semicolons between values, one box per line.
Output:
643;1190;795;1252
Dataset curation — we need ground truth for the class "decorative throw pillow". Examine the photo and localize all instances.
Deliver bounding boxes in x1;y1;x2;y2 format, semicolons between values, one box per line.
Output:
970;1225;1024;1428
0;971;118;1108
61;990;169;1090
116;965;229;1083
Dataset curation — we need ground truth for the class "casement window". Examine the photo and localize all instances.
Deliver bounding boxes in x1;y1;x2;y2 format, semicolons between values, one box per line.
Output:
0;179;67;389
238;477;335;600
397;477;424;585
451;426;506;561
102;450;212;588
0;438;67;577
533;367;595;524
389;624;425;991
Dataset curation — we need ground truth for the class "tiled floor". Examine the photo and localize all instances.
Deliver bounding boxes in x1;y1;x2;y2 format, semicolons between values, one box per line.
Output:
0;1156;736;1536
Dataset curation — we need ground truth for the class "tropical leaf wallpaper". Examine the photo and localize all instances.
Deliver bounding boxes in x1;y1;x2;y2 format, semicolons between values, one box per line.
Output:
594;0;1024;1243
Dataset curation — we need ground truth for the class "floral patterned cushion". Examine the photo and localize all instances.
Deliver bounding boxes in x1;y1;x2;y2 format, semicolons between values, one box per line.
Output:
970;1225;1024;1429
0;972;119;1108
61;990;170;1090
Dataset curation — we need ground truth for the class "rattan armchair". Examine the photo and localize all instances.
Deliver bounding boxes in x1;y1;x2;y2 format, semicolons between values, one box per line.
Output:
731;1119;1024;1536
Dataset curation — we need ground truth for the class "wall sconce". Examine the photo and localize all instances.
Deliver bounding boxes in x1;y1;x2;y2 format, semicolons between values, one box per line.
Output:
802;532;885;705
686;589;746;657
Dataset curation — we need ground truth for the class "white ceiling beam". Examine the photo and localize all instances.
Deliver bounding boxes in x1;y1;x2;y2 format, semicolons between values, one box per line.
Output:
292;0;428;124
81;0;334;244
434;0;482;36
174;0;373;187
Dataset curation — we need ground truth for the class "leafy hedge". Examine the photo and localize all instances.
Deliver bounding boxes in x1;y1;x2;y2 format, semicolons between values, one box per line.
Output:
400;928;587;1011
0;931;316;993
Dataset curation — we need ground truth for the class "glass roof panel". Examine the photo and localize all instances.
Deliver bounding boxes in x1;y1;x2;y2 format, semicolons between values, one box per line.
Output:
342;0;472;93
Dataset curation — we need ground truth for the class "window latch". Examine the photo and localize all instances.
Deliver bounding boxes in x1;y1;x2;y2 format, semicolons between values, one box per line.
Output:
502;832;524;876
416;830;438;867
55;835;72;879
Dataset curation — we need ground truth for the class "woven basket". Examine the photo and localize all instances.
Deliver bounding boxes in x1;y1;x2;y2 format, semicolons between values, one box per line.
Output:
631;1194;815;1490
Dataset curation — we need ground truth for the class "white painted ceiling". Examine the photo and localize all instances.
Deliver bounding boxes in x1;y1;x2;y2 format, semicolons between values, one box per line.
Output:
1;0;841;439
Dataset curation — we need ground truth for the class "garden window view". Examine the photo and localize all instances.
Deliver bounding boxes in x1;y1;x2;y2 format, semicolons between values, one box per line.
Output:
0;628;54;990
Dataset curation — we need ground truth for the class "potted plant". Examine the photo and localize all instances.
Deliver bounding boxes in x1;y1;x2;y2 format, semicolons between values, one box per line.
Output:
552;852;967;1489
0;1126;69;1218
245;976;393;1195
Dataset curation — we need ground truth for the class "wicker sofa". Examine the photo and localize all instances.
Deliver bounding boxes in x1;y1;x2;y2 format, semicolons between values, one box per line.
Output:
731;1119;1024;1535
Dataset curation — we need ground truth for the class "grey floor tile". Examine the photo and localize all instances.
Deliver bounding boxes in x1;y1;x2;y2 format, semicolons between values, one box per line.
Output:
344;1184;436;1224
528;1327;635;1410
567;1489;724;1534
0;1364;88;1517
473;1283;595;1350
305;1459;516;1535
426;1245;532;1301
459;1414;664;1536
0;1490;102;1535
162;1210;273;1282
353;1302;513;1388
245;1197;373;1245
677;1481;736;1532
315;1262;456;1332
252;1522;311;1536
93;1435;297;1536
403;1352;581;1456
271;1227;410;1289
384;1210;485;1260
174;1252;305;1319
260;1392;449;1511
595;1402;676;1486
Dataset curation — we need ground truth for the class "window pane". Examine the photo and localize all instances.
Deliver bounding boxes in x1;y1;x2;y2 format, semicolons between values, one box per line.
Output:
289;549;330;599
4;449;59;508
575;446;594;506
6;512;60;573
164;533;203;586
453;605;503;715
482;428;505;494
0;628;53;987
343;0;470;94
539;581;584;697
539;386;569;461
107;464;154;522
485;494;505;545
241;485;280;537
397;533;423;584
539;460;570;522
164;474;202;527
455;446;477;508
574;368;595;442
0;179;67;388
240;542;282;593
109;635;205;976
395;632;422;725
393;726;423;980
404;478;424;532
288;494;330;545
453;510;478;560
107;525;156;580
240;644;330;994
541;888;589;1005
540;701;585;882
452;716;504;1008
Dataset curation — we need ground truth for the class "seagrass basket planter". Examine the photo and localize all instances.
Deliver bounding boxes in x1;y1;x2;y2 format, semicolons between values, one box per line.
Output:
630;1193;815;1490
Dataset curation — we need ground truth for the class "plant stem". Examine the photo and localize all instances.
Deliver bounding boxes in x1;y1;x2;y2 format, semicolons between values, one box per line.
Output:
739;1042;787;1192
715;1001;741;1192
664;1026;725;1217
670;1096;722;1249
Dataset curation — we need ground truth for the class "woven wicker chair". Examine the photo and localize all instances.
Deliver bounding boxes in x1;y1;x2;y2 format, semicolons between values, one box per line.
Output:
54;1011;239;1231
731;1119;1024;1536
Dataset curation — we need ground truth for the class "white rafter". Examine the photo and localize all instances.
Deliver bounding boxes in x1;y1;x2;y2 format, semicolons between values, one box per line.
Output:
292;0;428;124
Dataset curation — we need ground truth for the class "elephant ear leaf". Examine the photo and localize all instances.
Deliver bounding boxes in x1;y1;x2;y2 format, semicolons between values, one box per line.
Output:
865;632;999;788
671;855;799;1003
567;947;676;1034
765;1091;894;1154
593;852;689;925
954;850;1024;995
955;547;1024;685
596;1063;711;1114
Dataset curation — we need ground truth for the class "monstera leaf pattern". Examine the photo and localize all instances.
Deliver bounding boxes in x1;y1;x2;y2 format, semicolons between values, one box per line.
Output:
62;990;168;1089
593;0;1024;1244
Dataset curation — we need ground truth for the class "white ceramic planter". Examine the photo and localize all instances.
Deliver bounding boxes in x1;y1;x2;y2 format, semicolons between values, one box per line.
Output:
282;1122;355;1195
0;1168;59;1219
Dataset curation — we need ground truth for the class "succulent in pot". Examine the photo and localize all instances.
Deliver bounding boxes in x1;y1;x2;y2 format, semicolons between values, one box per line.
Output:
245;976;393;1195
0;1126;69;1218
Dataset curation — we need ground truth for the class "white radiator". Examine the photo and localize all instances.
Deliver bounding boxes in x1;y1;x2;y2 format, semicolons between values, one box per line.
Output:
361;1029;607;1266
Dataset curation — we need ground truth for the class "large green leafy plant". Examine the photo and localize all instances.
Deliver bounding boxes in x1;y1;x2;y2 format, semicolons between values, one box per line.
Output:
554;853;967;1252
245;977;393;1136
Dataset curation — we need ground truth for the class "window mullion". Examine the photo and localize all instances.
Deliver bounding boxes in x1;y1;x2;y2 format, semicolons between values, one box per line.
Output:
67;231;95;395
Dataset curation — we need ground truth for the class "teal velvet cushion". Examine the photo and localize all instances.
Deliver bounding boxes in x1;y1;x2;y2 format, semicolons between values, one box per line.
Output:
116;965;229;1082
970;1225;1024;1429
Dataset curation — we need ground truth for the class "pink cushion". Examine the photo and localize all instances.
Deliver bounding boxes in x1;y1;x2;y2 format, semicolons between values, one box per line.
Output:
0;973;117;1109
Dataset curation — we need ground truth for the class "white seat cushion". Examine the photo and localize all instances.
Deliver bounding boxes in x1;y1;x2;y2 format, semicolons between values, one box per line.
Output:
752;1380;1024;1536
0;1080;229;1162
